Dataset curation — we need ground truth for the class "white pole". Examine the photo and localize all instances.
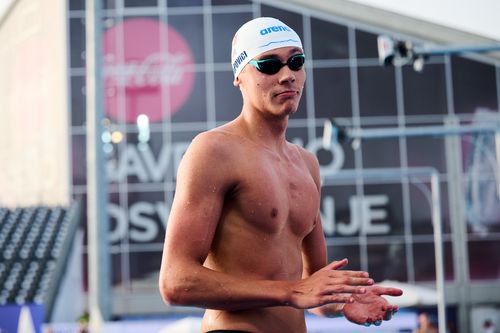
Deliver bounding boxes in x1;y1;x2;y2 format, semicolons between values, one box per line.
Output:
431;173;447;333
85;0;111;331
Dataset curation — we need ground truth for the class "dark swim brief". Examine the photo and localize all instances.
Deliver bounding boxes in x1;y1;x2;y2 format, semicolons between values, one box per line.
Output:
206;330;252;333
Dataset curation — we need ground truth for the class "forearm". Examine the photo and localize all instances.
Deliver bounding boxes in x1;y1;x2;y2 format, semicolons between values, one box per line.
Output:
159;264;292;311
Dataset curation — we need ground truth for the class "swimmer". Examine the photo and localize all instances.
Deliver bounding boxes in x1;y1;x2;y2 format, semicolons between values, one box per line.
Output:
159;16;403;333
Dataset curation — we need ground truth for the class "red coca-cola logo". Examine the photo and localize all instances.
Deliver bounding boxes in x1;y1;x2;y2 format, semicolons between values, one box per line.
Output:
103;18;195;123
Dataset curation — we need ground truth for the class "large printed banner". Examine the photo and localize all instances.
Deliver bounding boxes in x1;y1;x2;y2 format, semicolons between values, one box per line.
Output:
103;18;195;123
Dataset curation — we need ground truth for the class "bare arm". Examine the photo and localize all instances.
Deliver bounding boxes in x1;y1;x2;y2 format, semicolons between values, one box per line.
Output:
298;148;355;317
159;132;290;310
297;147;403;324
159;134;373;311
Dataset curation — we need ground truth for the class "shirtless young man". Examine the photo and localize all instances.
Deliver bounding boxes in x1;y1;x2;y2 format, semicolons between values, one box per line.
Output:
159;17;403;333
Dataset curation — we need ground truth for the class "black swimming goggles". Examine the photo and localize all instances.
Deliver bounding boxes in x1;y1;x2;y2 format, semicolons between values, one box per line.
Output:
248;54;305;75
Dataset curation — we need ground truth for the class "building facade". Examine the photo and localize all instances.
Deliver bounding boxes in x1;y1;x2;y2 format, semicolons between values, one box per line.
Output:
1;0;499;332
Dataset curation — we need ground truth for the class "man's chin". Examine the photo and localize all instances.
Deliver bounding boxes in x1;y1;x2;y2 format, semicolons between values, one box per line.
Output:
284;105;299;115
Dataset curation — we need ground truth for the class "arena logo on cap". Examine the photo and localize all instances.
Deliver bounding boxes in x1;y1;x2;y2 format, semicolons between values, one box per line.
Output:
103;18;195;123
259;25;291;35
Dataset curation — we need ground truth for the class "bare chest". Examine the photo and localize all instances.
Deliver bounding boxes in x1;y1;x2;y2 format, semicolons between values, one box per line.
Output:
230;150;320;238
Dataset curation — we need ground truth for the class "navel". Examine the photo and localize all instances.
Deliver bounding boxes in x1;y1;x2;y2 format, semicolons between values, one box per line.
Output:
270;208;278;218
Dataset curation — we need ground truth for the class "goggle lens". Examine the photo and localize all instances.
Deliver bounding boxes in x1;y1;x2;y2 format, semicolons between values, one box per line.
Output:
249;54;305;75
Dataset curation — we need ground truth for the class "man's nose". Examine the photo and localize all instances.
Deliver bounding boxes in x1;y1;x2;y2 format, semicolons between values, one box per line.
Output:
278;66;296;83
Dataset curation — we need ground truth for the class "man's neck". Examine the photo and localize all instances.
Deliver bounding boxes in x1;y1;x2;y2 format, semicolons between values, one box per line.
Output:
237;109;289;153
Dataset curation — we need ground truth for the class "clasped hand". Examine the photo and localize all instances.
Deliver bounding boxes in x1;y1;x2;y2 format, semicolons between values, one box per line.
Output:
291;258;403;327
343;285;402;327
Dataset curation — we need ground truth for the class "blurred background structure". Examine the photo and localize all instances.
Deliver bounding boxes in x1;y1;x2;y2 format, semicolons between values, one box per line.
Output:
0;0;499;332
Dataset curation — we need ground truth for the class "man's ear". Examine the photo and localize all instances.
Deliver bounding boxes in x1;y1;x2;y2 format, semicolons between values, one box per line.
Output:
233;76;240;87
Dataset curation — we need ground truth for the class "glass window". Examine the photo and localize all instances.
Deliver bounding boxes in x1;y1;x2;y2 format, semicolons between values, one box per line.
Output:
321;184;357;237
327;245;362;270
71;76;86;126
463;175;500;236
316;124;356;171
212;0;251;5
468;240;500;280
363;183;405;236
103;0;117;10
316;141;342;170
111;252;125;286
291;86;308;120
69;18;86;68
413;241;454;281
69;0;85;11
168;0;203;7
171;71;207;123
361;138;401;168
126;191;167;245
102;16;201;125
124;0;157;7
214;71;243;122
367;242;407;282
286;126;308;148
106;132;172;185
406;137;447;173
71;134;87;186
355;29;378;59
409;180;451;235
403;63;448;116
452;56;498;114
108;191;126;245
358;66;397;117
130;251;164;290
212;12;253;63
313;67;352;119
311;18;349;60
168;14;205;64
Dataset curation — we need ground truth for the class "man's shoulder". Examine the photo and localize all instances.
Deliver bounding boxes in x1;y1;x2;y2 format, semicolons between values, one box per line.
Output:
192;127;243;148
287;142;320;182
289;142;318;165
186;127;246;161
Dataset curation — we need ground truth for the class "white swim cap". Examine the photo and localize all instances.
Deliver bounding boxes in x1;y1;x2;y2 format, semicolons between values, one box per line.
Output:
231;17;303;79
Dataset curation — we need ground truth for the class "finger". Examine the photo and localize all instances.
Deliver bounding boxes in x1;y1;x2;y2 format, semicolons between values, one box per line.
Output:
333;270;370;278
387;305;399;313
321;294;354;305
330;276;373;286
324;285;367;294
325;258;349;270
348;277;374;285
373;286;403;296
383;307;398;320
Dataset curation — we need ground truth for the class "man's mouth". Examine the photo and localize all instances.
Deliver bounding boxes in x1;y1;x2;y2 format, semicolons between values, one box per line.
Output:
275;90;298;98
